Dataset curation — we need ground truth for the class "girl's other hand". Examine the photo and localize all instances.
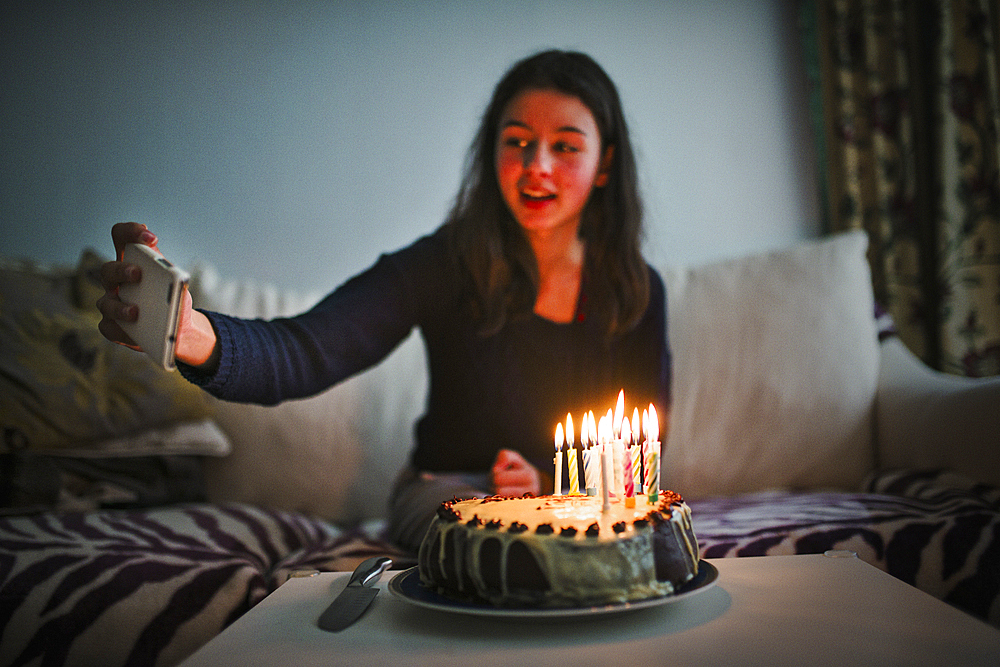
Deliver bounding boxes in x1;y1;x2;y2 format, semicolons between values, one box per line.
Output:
491;448;542;497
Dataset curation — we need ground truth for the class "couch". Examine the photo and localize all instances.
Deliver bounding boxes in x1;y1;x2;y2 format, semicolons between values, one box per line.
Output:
2;230;998;667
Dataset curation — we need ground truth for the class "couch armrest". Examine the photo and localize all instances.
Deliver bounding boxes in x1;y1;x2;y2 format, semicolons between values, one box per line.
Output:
876;337;1000;486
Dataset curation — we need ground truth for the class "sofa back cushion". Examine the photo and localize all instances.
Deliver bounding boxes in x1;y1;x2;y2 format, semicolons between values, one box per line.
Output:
187;264;421;525
660;230;879;498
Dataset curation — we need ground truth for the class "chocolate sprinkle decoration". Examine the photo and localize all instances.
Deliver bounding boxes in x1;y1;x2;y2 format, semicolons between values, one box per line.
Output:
508;522;528;534
613;521;627;533
585;523;600;538
560;526;578;537
436;505;460;522
536;523;555;535
485;519;502;530
467;516;482;527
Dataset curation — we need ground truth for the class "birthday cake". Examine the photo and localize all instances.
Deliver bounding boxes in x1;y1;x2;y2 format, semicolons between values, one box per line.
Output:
417;491;699;608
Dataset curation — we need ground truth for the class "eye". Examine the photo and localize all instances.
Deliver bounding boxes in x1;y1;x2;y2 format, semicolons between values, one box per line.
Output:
503;136;530;149
554;141;580;153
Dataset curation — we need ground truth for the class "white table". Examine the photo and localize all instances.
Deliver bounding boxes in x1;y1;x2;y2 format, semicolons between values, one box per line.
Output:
179;554;1000;666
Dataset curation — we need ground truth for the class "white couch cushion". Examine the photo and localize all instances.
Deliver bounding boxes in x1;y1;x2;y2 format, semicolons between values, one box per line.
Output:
187;264;422;525
661;230;879;498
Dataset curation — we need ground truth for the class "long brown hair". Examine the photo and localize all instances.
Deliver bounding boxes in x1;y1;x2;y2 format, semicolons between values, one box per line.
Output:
446;50;648;340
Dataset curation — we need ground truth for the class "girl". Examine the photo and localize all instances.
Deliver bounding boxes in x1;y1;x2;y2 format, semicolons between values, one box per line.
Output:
98;50;670;551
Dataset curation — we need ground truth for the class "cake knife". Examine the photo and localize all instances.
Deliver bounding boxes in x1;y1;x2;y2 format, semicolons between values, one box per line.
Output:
317;556;393;632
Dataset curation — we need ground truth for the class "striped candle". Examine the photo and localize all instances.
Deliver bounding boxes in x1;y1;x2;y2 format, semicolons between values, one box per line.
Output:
612;439;625;498
645;404;660;503
567;445;580;494
622;416;634;498
586;411;598;495
644;445;659;503
630;444;642;491
566;414;579;494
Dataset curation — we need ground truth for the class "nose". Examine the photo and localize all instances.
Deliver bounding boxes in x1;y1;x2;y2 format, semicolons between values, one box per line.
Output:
524;144;553;175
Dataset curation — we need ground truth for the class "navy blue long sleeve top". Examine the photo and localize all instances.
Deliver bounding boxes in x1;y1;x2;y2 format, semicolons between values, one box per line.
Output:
180;227;670;475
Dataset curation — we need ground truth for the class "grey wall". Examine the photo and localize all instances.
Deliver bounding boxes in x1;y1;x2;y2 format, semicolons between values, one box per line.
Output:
2;0;819;291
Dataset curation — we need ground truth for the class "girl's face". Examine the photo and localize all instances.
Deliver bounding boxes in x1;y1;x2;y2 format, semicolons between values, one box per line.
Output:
495;88;611;239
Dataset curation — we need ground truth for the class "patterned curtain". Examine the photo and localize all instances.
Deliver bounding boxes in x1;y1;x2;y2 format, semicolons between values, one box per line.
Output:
802;0;1000;376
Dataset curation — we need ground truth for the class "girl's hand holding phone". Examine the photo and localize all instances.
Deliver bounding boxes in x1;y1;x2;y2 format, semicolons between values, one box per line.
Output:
97;222;219;370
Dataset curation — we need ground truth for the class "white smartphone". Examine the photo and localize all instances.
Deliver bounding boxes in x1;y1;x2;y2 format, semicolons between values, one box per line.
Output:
118;243;190;370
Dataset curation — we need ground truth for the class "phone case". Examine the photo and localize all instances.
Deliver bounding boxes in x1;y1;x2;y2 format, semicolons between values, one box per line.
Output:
118;243;190;370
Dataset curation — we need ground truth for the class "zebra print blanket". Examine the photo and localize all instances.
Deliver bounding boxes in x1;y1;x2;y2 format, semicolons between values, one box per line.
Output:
690;468;1000;627
1;469;996;666
0;505;411;667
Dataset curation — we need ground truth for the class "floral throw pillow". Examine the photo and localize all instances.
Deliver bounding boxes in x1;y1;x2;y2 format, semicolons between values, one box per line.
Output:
0;251;229;458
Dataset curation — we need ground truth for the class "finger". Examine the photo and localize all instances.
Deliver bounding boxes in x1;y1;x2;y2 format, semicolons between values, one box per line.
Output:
492;467;535;496
96;291;138;323
99;259;141;293
500;467;533;486
491;450;514;472
492;448;525;470
111;222;158;260
97;313;141;350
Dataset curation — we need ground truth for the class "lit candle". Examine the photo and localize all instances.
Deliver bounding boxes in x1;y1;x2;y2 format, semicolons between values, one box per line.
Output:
645;404;660;503
622;416;635;507
611;390;626;499
613;442;625;499
582;413;596;496
588;411;599;495
566;413;580;495
649;405;659;444
632;406;643;490
631;442;642;496
604;408;615;499
642;407;649;491
554;423;564;496
599;414;612;511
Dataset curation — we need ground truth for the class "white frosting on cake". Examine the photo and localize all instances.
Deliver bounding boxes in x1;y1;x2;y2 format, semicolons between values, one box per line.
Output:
419;492;699;607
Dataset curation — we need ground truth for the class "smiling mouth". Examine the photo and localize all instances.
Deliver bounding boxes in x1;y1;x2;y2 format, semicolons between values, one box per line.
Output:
521;191;556;203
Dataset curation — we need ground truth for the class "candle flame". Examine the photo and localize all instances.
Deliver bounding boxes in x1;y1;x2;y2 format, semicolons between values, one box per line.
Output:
555;422;564;451
622;416;632;444
632;406;640;439
614;389;625;437
566;413;575;447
